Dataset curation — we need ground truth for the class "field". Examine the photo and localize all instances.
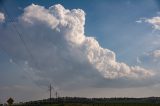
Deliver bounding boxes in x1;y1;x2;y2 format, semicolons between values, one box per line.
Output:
14;103;160;106
12;97;160;106
43;103;160;106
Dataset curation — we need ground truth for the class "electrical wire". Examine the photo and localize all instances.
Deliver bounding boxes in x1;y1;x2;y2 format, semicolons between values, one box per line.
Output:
2;3;37;67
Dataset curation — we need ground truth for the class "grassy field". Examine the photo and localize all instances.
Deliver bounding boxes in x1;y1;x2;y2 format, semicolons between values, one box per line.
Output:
12;97;160;106
43;103;160;106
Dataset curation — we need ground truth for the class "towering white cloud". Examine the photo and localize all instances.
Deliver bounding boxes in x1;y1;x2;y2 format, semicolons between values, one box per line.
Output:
0;12;5;23
0;4;153;88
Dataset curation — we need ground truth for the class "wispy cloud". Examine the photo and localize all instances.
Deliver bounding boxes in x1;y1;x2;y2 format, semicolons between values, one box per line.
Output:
137;15;160;71
145;16;160;30
0;12;5;23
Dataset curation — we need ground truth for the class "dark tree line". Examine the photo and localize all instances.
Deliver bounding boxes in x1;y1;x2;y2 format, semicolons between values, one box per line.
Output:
10;97;160;106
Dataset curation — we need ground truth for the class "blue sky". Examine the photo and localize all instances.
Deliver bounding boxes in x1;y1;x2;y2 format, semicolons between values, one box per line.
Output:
1;0;160;64
1;0;160;103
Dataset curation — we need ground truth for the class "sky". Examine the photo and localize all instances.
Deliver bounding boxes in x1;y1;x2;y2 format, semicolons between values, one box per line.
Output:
1;0;160;103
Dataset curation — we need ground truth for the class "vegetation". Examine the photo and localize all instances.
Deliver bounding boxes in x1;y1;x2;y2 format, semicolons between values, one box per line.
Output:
12;103;160;106
7;97;160;106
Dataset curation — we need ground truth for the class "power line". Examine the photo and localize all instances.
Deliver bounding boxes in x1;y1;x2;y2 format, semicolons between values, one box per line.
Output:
1;3;61;99
1;3;37;68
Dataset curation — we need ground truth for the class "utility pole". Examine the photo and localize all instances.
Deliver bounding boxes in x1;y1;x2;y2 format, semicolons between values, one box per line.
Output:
48;84;53;104
49;84;60;99
55;91;58;98
49;84;52;100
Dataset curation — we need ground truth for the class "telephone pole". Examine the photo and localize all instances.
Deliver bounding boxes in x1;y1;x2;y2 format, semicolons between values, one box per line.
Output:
49;84;52;100
55;91;58;98
49;84;60;99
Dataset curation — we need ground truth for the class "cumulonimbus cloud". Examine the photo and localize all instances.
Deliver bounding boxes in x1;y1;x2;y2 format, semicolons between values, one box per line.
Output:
0;4;154;88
